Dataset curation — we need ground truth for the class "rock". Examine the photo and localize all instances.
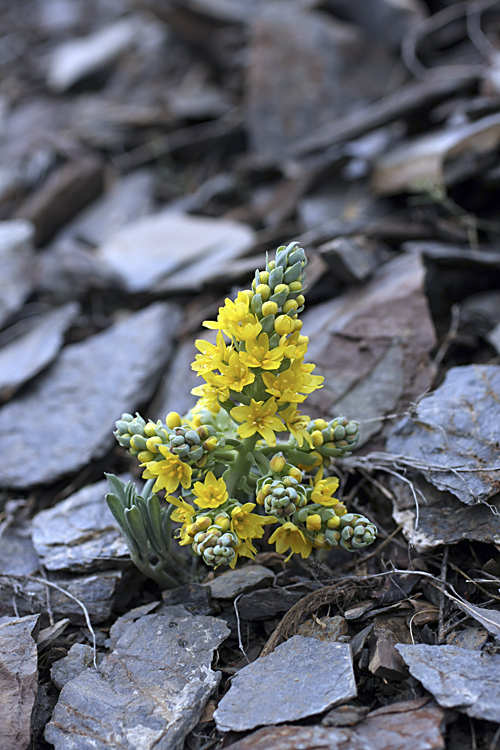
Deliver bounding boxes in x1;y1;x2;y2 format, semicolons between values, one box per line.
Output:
323;0;427;48
446;627;488;651
214;635;356;732
51;643;103;690
303;253;436;444
297;615;348;642
150;335;200;421
390;473;500;552
236;586;316;620
387;365;500;506
0;571;122;624
397;644;500;722
203;565;275;600
0;302;181;488
96;211;255;293
31;477;131;573
0;527;40;576
319;236;386;284
245;4;398;158
371;113;500;195
368;615;411;680
162;583;213;616
322;704;370;727
45;606;230;750
56;170;155;248
0;220;36;329
16;156;104;245
47;18;137;92
0;614;40;750
0;302;79;401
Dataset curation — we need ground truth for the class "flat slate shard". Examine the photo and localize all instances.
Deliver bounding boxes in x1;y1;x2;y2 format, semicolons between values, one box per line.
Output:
0;302;79;401
397;644;500;722
303;253;436;443
223;701;445;750
203;564;274;600
0;219;36;329
214;635;356;732
0;614;40;750
45;606;230;750
387;365;500;505
31;477;131;572
0;302;181;488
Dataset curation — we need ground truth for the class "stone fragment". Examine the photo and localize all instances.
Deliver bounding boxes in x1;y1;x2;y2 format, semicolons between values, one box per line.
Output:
224;701;445;750
324;0;427;47
0;302;78;401
446;627;488;651
297;615;348;642
304;253;436;443
322;704;370;727
0;571;122;623
319;236;384;284
0;614;40;750
57;170;155;248
51;643;103;690
0;527;40;576
245;4;397;158
390;473;500;552
214;635;356;732
96;211;255;293
368;615;411;680
236;586;316;620
0;302;181;488
203;565;274;600
46;606;230;750
31;477;131;573
372;113;500;195
47;18;137;92
16;156;104;245
397;644;500;722
0;220;36;329
387;365;500;505
162;583;213;616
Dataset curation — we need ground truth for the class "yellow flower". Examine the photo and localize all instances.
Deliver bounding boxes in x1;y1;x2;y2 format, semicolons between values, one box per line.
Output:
269;522;312;559
283;332;309;361
229;537;258;568
142;448;192;494
280;404;314;448
263;358;323;403
192;331;229;375
306;514;322;532
311;477;340;506
230;397;284;446
192;471;228;509
168;496;196;545
203;292;262;342
230;502;275;540
219;351;255;392
192;371;230;412
240;332;287;371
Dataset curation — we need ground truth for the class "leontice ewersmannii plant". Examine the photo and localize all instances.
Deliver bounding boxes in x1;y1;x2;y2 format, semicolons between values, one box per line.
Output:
106;242;377;588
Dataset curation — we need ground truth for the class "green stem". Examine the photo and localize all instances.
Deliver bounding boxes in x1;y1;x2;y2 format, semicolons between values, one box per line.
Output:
213;450;237;462
224;434;258;496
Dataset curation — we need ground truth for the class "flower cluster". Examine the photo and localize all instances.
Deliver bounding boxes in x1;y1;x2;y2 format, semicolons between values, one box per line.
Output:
107;242;377;585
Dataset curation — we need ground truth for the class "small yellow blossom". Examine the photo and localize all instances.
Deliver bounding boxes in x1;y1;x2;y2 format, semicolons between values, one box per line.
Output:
280;404;313;447
306;514;322;532
269;522;312;559
192;471;228;509
203;292;262;342
218;351;255;392
168;496;195;545
230;502;275;540
192;331;229;375
282;332;309;360
229;537;258;568
240;333;287;371
311;477;340;506
142;448;192;494
230;397;284;446
192;371;230;412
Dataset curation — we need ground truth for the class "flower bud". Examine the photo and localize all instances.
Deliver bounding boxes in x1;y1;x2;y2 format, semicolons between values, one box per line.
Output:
283;299;298;314
259;271;270;284
166;412;182;429
270;453;286;473
256;284;271;301
306;514;322;532
262;301;278;317
137;450;155;463
275;315;295;335
311;430;324;447
289;281;302;292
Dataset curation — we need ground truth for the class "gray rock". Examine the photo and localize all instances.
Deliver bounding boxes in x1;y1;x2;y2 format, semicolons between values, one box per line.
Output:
245;4;398;158
0;614;40;750
0;219;36;329
387;365;500;505
390;473;500;552
47;18;137;92
0;570;122;623
0;302;181;488
151;334;206;422
303;253;436;444
214;635;356;732
46;606;230;750
31;477;131;572
236;586;314;620
51;643;103;690
397;644;500;722
203;565;274;600
96;211;255;293
0;302;79;401
325;0;427;48
0;527;40;576
297;615;348;642
319;236;384;284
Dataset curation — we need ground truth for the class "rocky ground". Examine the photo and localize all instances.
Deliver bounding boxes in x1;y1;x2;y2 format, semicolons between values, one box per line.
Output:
2;0;500;748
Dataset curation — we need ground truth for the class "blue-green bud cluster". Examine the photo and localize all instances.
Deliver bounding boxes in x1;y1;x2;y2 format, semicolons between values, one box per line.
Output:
192;526;238;567
334;513;377;551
